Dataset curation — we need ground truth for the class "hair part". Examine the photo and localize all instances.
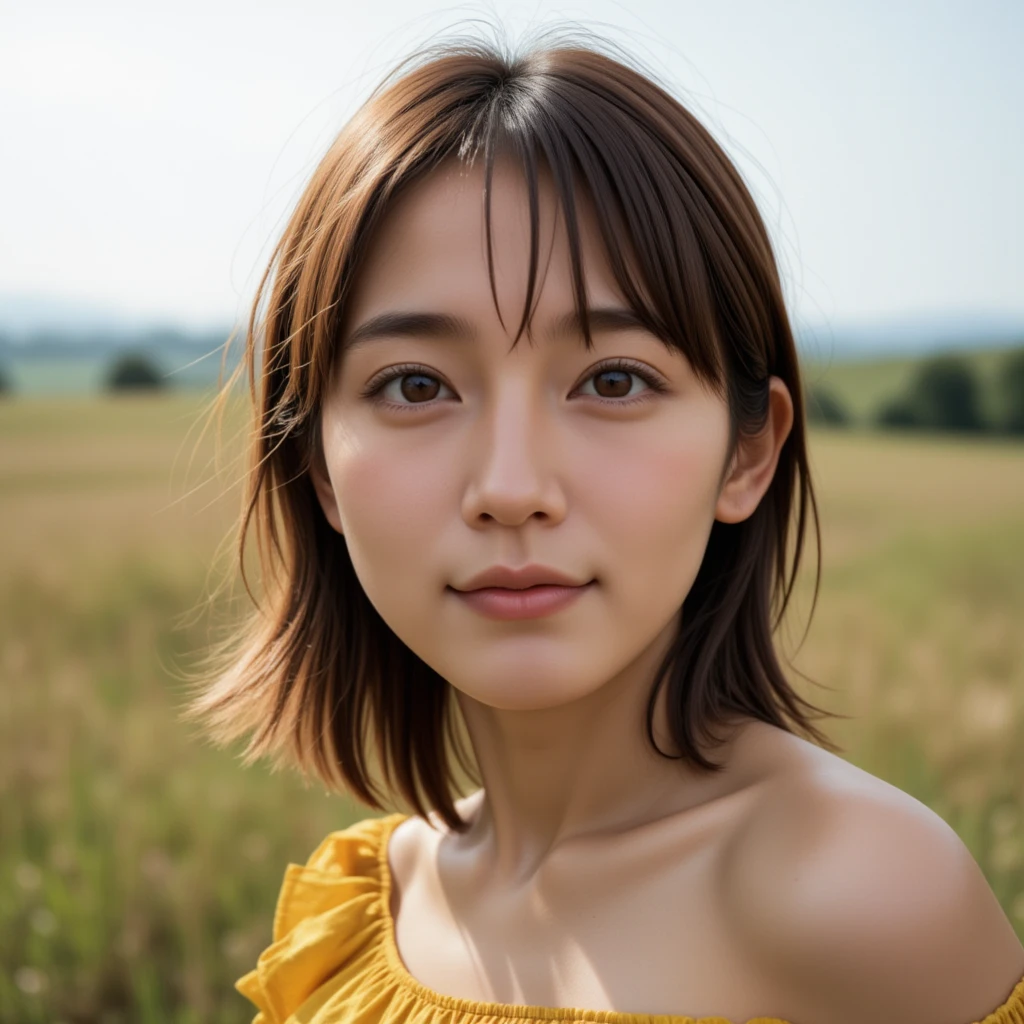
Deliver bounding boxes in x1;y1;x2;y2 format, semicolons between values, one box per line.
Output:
180;24;845;833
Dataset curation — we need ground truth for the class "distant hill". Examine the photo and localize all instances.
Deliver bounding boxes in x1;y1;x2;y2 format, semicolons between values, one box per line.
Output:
795;309;1024;363
0;291;233;341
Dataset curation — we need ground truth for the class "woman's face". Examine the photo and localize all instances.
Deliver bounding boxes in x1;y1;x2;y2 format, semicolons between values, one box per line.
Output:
313;156;739;713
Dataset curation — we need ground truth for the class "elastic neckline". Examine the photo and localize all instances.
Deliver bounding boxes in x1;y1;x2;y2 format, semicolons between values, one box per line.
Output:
374;812;787;1024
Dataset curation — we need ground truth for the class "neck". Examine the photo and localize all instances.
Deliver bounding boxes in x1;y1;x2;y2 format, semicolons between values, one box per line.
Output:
451;611;755;888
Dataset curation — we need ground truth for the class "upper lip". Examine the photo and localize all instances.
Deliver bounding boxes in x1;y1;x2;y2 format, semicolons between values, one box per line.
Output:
452;564;593;591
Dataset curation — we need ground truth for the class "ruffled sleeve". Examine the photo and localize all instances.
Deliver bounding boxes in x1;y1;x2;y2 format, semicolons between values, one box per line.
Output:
235;813;403;1024
234;811;1024;1024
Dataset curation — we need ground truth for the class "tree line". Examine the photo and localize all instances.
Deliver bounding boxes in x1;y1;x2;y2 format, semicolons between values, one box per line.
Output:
806;348;1024;436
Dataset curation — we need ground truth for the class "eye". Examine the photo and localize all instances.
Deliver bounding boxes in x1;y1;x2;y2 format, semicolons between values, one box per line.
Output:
358;364;455;410
575;359;669;406
358;358;669;412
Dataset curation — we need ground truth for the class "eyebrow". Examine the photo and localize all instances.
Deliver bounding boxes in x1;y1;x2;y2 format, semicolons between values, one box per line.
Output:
342;306;650;352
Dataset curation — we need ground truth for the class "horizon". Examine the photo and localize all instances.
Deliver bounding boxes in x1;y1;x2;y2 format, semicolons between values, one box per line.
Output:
2;290;1023;368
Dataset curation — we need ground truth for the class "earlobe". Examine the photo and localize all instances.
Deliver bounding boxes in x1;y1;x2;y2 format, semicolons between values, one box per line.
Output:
309;455;344;535
714;377;794;525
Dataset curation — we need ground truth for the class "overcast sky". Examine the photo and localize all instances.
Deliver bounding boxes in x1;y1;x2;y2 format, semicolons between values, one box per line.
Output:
2;0;1021;334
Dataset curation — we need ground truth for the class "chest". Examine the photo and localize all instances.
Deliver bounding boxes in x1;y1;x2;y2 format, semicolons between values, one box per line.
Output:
387;817;798;1021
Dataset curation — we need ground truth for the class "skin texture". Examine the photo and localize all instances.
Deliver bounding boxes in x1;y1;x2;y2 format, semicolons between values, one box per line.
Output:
310;157;1024;1023
313;152;793;871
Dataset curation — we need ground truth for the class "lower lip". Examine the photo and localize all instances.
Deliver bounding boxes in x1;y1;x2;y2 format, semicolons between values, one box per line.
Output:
450;582;595;620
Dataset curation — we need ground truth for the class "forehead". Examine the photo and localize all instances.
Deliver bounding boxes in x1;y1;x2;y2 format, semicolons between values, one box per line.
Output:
342;154;624;332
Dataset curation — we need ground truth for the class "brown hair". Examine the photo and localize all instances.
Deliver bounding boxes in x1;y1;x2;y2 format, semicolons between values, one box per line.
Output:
181;26;843;833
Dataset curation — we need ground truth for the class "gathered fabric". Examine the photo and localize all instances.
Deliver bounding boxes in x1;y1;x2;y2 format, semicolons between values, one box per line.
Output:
236;813;1024;1024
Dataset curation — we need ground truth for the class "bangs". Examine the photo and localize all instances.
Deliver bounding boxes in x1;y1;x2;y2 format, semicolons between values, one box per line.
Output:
464;65;728;398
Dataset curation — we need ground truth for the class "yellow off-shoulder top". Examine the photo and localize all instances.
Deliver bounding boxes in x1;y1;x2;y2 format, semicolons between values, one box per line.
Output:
236;812;1024;1024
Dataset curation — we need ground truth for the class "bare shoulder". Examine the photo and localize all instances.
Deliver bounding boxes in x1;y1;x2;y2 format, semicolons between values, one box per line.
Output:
722;743;1024;1024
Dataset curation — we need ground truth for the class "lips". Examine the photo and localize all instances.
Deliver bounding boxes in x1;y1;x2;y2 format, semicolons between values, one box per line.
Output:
451;581;595;621
453;563;592;592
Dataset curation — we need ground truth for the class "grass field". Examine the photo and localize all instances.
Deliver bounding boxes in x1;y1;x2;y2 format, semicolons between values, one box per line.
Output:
1;391;1023;1022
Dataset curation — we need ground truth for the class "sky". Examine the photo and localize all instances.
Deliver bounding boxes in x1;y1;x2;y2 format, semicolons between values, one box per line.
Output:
1;0;1021;336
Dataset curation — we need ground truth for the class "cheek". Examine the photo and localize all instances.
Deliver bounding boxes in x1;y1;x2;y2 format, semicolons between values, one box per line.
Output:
325;436;449;626
577;427;723;597
335;447;438;541
322;407;448;536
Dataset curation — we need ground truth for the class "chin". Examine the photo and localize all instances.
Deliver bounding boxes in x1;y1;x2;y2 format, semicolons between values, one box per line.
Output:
452;673;603;713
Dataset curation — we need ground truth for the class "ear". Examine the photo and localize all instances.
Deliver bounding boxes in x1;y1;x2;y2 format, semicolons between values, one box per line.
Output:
309;445;344;535
714;377;795;524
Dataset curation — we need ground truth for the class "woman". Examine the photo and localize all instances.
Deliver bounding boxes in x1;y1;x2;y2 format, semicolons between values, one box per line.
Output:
185;27;1024;1024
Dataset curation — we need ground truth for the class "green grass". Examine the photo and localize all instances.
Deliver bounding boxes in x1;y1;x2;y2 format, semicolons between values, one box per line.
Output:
1;392;1022;1021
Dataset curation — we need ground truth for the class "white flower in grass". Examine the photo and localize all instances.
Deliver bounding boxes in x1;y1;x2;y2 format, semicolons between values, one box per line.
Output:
14;966;47;994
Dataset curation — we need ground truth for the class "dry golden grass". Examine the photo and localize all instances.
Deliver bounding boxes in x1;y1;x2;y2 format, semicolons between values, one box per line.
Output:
1;394;1022;1022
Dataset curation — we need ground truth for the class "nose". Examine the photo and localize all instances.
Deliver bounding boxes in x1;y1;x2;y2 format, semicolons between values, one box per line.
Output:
459;384;568;528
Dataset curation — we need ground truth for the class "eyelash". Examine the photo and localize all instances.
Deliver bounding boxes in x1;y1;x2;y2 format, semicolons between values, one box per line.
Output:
358;358;669;412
